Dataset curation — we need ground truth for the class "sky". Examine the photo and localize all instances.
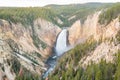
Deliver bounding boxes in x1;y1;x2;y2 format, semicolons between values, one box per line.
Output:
0;0;120;7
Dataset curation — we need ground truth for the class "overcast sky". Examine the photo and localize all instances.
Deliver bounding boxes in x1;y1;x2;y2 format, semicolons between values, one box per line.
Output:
0;0;120;7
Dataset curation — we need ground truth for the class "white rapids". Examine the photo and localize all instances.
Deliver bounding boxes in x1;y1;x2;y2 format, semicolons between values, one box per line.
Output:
42;29;71;78
55;29;69;56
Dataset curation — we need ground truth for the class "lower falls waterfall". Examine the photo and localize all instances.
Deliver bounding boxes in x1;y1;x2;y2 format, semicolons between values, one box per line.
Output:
42;29;71;78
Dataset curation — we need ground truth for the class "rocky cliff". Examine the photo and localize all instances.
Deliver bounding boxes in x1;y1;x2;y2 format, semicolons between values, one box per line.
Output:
0;5;120;80
68;20;81;45
0;18;61;80
68;11;120;66
68;11;120;44
68;11;101;45
49;9;120;79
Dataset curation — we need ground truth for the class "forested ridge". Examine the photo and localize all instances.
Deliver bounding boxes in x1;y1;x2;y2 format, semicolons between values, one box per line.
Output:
49;40;120;80
0;2;120;80
46;3;113;27
0;3;113;27
99;3;120;25
0;7;58;26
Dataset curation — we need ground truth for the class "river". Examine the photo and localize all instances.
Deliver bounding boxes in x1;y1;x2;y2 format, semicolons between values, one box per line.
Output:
42;29;70;78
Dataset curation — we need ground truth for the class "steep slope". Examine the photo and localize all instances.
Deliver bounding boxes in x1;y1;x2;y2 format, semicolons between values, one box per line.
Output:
99;3;120;25
68;2;120;45
68;11;101;46
49;18;120;79
0;8;61;79
0;7;57;26
49;3;120;80
0;2;120;80
46;3;113;27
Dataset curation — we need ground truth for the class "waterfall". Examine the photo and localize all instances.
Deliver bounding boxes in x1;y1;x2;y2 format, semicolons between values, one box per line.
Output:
42;29;69;79
55;29;68;56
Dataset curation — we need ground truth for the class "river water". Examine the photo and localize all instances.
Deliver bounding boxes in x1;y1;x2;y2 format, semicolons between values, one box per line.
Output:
42;29;70;78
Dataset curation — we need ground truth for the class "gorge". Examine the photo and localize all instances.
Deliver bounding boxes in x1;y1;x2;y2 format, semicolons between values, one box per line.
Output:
0;2;120;80
42;29;71;78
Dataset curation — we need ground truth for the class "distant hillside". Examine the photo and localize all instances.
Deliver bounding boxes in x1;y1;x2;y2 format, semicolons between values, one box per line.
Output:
45;3;113;27
99;3;120;25
0;7;58;26
0;3;114;28
48;3;120;80
0;2;120;80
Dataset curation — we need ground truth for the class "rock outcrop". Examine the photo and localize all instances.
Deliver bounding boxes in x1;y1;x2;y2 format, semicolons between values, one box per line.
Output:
68;11;120;67
68;20;81;45
34;18;61;47
0;18;61;80
80;41;120;67
68;11;120;45
79;18;120;67
68;11;101;46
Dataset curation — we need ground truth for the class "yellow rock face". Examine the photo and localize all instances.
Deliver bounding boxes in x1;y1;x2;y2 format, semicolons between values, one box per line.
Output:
68;20;81;45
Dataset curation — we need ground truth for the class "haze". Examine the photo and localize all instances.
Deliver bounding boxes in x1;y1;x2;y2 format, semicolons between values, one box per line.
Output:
0;0;120;7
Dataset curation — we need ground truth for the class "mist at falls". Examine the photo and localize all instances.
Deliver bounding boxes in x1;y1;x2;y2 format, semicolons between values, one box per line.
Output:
55;29;68;56
42;29;71;78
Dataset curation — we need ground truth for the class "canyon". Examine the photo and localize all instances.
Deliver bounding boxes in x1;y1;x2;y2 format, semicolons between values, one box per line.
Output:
0;2;120;80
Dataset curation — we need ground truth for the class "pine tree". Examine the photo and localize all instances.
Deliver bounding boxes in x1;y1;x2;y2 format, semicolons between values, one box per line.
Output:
114;52;120;80
95;68;102;80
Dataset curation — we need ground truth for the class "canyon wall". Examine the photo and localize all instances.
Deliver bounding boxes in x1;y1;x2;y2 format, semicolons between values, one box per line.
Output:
68;11;120;67
68;11;120;45
0;18;61;80
0;10;120;79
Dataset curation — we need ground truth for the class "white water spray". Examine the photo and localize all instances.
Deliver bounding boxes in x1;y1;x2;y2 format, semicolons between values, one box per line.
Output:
55;29;68;56
43;29;71;78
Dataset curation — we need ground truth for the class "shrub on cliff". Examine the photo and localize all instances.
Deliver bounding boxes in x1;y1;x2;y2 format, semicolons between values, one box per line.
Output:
0;7;56;26
99;3;120;25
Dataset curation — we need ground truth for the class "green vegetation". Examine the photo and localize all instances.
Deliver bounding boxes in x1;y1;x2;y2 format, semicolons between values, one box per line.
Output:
1;3;120;80
116;30;120;44
31;35;47;49
15;67;39;80
22;53;39;65
0;3;113;27
32;51;41;58
119;16;120;22
46;3;113;26
114;51;120;80
57;38;97;67
0;7;57;26
9;56;40;80
7;39;41;65
49;45;120;80
49;38;98;79
6;57;21;75
11;57;21;74
46;3;111;18
99;3;120;25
